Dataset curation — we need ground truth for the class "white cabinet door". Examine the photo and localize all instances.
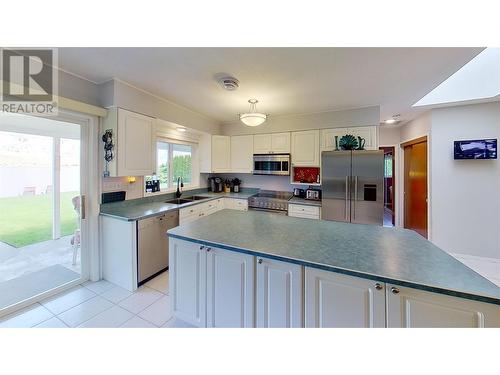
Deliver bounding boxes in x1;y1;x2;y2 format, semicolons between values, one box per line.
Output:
231;135;254;173
271;132;291;153
206;247;254;327
212;135;231;172
386;284;500;328
305;267;386;327
349;126;378;150
169;239;207;327
288;204;321;220
256;257;303;328
320;128;349;151
291;130;319;166
224;198;248;211
116;108;155;176
254;134;272;154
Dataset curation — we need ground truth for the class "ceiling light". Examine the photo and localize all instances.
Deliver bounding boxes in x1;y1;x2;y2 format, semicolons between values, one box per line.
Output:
177;127;187;132
240;99;267;127
384;114;401;125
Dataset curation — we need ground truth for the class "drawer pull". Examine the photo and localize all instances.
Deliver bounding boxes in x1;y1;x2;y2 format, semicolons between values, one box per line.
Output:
375;283;383;290
391;287;400;294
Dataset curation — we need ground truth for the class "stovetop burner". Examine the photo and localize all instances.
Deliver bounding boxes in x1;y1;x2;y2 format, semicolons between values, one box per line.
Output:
249;190;293;212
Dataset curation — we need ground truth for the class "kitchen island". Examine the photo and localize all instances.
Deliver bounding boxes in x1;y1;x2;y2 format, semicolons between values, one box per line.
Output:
167;209;500;328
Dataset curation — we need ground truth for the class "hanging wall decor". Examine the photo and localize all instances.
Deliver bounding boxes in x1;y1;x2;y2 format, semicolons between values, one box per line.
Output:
102;129;114;177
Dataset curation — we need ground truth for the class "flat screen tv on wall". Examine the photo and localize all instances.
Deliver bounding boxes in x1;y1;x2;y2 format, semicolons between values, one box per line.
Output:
454;139;497;160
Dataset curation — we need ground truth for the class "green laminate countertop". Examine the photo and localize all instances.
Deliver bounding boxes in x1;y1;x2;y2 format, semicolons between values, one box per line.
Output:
99;189;258;221
167;210;500;305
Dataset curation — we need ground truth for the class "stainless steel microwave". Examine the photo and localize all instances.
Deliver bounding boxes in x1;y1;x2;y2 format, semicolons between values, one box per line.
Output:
253;154;290;176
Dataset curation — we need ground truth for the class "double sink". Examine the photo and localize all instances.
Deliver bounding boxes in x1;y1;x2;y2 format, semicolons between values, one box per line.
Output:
165;195;211;205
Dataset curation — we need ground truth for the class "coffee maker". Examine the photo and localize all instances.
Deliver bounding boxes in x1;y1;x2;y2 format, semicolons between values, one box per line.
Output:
208;177;223;193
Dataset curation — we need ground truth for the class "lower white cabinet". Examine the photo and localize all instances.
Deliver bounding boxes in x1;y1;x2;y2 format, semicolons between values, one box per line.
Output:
179;198;233;225
256;257;303;328
206;247;254;328
224;198;248;211
386;284;500;328
170;239;207;327
288;204;321;220
305;267;386;327
169;238;254;328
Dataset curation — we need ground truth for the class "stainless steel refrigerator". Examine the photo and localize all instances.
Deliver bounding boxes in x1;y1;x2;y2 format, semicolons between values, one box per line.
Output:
322;150;384;225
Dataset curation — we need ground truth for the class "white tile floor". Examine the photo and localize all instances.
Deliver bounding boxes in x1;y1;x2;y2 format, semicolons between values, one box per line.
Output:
0;271;194;328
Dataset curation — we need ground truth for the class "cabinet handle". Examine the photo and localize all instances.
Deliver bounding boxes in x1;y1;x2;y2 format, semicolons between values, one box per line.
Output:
375;283;383;290
257;258;263;264
391;287;400;294
199;245;205;250
206;247;211;252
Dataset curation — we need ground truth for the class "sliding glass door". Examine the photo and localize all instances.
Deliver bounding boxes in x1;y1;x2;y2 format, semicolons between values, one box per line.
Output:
0;112;89;311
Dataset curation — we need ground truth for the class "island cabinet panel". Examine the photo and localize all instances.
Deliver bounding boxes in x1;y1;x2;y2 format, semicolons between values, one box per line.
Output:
206;248;254;328
386;285;500;328
170;239;207;327
256;257;303;328
304;267;386;328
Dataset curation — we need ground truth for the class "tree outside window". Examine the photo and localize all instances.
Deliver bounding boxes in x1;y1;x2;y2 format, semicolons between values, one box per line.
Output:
149;141;192;191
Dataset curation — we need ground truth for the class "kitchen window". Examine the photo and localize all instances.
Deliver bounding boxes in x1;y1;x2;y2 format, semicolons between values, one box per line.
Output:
148;140;193;191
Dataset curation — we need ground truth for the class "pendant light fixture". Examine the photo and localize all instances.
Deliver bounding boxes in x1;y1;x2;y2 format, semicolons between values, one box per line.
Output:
240;99;267;127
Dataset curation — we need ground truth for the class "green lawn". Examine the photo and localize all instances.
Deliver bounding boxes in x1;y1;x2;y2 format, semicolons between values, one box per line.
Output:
0;191;79;248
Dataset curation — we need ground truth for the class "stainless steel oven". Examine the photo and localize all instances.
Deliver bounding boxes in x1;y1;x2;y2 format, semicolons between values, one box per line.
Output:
253;154;290;176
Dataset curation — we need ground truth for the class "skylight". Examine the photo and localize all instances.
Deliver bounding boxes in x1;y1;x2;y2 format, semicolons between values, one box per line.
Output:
413;48;500;107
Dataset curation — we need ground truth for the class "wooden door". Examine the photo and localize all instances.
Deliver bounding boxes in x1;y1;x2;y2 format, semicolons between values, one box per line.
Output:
403;137;428;238
169;239;207;327
304;267;386;328
256;257;303;328
206;247;254;327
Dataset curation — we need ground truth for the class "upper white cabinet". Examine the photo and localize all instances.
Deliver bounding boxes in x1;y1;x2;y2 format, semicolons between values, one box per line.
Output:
230;135;254;173
304;267;386;328
320;126;378;151
211;135;231;173
386;284;500;328
102;107;156;177
206;247;254;328
254;132;290;154
291;130;320;166
256;257;303;328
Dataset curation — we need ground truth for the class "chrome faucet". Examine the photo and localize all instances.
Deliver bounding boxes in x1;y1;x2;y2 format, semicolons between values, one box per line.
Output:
175;177;183;198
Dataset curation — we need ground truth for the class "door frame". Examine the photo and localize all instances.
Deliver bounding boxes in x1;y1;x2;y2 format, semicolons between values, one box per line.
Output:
379;145;396;226
0;109;100;318
398;135;431;239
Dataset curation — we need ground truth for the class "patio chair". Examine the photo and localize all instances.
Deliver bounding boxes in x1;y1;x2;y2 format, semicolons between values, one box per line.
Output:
71;196;81;265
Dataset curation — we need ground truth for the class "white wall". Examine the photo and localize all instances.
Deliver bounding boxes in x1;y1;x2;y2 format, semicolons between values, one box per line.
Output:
100;79;221;135
379;126;401;145
221;106;379;136
430;102;500;260
400;111;431;142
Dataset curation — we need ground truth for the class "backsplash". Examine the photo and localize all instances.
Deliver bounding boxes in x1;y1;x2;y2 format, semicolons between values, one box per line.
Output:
205;173;321;192
102;176;144;201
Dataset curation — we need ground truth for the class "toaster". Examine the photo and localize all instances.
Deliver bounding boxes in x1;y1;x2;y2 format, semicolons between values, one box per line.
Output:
305;189;321;200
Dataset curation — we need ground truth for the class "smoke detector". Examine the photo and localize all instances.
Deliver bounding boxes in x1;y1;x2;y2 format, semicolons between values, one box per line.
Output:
216;75;239;91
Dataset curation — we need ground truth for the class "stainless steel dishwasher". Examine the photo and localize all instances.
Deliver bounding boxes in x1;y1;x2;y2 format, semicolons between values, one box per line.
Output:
137;210;179;285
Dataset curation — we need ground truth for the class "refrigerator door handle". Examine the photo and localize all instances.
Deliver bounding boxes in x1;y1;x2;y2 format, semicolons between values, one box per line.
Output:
353;176;358;221
345;176;349;221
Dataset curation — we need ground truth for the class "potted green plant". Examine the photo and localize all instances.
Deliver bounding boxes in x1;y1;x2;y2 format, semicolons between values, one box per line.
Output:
232;178;242;193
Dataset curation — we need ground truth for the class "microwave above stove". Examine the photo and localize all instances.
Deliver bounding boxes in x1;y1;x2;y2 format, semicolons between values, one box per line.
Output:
253;154;290;176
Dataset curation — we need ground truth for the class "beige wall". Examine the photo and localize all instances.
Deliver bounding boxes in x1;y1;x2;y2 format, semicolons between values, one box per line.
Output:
221;106;379;136
379;126;401;145
400;111;431;142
